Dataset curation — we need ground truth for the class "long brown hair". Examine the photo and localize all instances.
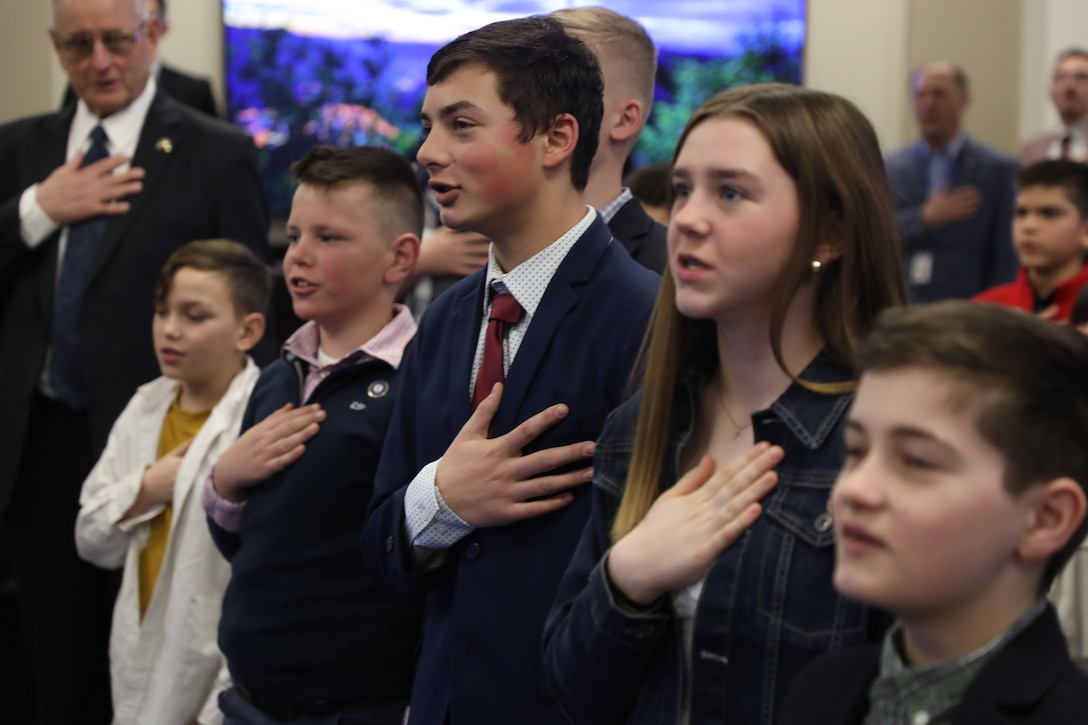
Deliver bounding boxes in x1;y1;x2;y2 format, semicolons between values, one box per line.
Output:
612;84;908;541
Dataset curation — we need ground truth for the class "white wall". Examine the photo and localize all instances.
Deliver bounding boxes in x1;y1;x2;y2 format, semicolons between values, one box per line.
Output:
804;0;911;152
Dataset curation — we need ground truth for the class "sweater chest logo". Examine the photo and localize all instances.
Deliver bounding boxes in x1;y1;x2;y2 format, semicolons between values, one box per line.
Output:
367;380;390;399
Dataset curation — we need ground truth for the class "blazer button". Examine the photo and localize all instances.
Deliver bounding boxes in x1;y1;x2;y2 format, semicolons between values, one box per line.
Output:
465;542;481;559
384;536;395;554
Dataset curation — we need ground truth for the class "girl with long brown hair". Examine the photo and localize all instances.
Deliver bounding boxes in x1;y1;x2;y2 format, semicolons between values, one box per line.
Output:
542;84;908;724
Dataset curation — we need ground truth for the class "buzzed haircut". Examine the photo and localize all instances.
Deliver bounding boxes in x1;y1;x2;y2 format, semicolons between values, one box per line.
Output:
550;6;657;111
426;16;603;191
858;300;1088;593
154;239;272;318
291;145;424;239
1017;159;1088;219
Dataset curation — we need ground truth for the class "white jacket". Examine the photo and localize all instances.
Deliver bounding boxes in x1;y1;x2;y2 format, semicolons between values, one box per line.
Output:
76;359;260;725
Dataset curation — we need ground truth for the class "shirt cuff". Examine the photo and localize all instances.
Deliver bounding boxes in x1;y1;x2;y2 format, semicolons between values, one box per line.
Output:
202;468;246;533
20;185;59;247
404;458;474;549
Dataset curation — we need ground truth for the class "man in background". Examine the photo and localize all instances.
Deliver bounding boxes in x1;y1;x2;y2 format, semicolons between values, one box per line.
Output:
1021;49;1088;166
885;61;1018;302
62;0;219;117
0;0;269;720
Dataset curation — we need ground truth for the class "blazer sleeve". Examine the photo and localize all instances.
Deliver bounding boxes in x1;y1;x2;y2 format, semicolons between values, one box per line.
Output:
75;394;160;569
363;329;458;595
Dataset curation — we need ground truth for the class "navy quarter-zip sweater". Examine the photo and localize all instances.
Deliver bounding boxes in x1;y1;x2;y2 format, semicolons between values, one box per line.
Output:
209;353;421;704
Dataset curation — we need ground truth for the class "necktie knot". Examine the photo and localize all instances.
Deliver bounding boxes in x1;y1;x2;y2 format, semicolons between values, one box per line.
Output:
489;290;524;326
1060;134;1073;160
82;125;110;167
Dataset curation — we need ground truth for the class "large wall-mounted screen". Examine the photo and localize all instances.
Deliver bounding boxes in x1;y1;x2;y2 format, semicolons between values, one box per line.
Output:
223;0;807;215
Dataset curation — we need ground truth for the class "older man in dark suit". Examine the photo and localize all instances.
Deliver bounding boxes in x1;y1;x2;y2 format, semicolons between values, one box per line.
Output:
885;61;1019;302
1020;49;1088;166
0;0;269;721
61;0;219;117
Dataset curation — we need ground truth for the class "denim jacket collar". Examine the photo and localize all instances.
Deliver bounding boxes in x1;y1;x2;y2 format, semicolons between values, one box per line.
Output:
675;347;854;452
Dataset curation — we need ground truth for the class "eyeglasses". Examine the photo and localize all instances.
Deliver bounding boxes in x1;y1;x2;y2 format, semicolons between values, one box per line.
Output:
57;24;145;60
1055;72;1088;85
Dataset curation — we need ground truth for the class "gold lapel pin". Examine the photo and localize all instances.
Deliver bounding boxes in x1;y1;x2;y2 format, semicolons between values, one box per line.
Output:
154;137;173;153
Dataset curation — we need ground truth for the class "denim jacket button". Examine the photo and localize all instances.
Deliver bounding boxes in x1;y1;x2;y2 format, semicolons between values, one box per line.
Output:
814;512;833;532
911;711;930;725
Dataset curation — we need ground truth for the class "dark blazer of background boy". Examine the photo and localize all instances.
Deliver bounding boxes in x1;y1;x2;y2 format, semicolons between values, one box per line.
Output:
363;17;659;725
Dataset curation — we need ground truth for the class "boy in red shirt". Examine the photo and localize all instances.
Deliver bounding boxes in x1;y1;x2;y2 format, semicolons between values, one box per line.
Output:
973;160;1088;320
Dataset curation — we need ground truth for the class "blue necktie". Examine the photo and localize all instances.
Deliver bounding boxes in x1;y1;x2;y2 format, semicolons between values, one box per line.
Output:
50;124;110;410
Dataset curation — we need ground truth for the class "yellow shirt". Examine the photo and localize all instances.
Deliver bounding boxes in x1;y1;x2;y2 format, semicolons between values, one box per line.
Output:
138;388;210;617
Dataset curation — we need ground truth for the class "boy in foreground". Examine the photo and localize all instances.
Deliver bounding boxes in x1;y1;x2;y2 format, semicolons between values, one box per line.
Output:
781;301;1088;724
362;16;659;724
202;146;423;723
973;160;1088;320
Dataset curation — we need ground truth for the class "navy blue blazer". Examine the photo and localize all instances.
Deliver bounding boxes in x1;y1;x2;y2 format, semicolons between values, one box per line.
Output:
363;214;659;725
885;136;1018;302
608;197;668;273
779;605;1088;724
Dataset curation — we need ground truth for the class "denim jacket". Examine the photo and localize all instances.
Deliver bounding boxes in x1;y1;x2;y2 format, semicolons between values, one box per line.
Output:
542;350;889;725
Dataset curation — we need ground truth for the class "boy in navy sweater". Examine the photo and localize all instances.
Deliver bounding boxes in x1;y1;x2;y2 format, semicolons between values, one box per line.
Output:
203;146;422;723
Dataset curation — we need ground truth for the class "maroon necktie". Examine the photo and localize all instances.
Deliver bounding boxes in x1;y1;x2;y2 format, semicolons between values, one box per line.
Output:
473;288;524;409
1060;134;1072;160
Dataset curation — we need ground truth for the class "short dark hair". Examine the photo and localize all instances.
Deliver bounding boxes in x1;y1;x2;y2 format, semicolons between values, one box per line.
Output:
858;301;1088;594
426;16;603;190
154;239;271;318
624;162;672;209
291;145;424;239
1017;159;1088;219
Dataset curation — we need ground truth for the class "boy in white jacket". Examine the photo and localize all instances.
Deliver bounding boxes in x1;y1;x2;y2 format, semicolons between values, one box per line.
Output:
76;239;269;725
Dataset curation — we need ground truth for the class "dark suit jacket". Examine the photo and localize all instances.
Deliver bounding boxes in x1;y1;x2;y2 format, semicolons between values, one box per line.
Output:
608;197;668;273
885;136;1019;302
779;605;1088;724
0;89;269;519
363;216;659;725
63;64;219;118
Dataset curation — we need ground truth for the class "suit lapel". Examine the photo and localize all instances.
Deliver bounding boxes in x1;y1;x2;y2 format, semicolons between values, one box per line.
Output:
494;217;612;430
36;108;78;320
89;91;184;284
950;137;978;187
445;272;488;418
